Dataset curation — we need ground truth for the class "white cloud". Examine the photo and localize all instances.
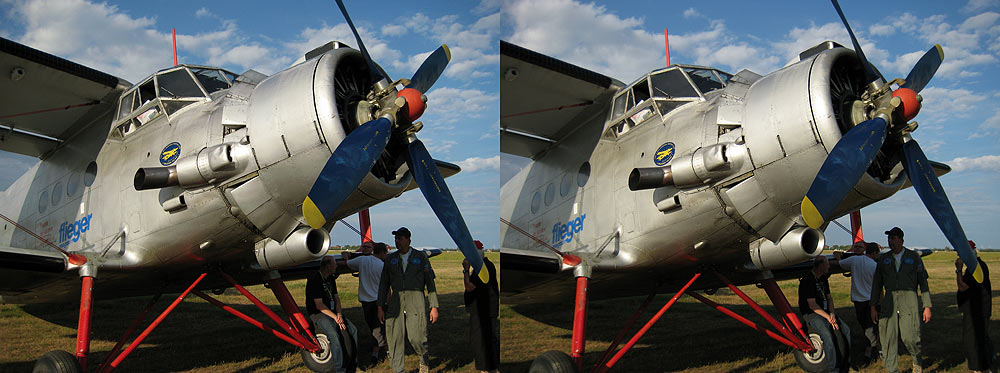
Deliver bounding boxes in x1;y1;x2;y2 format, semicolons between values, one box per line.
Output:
683;8;700;19
423;139;457;153
869;24;894;37
946;155;1000;172
457;156;500;172
504;0;662;81
424;87;497;123
918;87;988;122
195;7;212;18
963;0;1000;12
285;23;401;66
382;24;407;36
4;0;297;81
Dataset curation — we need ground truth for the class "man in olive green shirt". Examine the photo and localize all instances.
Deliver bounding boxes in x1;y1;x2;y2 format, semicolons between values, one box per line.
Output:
378;227;439;373
870;227;932;373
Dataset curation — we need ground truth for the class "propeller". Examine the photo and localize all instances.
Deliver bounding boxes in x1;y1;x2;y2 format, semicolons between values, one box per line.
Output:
304;0;487;282
801;117;887;229
800;0;983;282
901;141;983;282
303;118;391;229
406;139;487;282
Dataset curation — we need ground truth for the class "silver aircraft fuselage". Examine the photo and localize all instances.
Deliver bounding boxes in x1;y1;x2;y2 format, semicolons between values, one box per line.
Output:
1;45;417;303
501;45;908;303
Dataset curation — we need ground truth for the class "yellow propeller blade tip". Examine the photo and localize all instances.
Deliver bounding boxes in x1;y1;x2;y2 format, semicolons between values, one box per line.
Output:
801;197;824;229
972;265;984;283
302;197;326;229
477;267;490;283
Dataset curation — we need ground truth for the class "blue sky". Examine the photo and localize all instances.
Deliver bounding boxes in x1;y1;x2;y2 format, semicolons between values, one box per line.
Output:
500;0;1000;250
0;0;500;250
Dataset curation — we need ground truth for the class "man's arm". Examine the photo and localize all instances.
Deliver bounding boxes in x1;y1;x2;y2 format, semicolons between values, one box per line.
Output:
807;298;839;330
916;255;932;323
870;260;883;324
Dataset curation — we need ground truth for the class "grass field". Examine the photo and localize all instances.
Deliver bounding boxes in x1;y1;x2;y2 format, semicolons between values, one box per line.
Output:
0;251;496;372
501;251;999;372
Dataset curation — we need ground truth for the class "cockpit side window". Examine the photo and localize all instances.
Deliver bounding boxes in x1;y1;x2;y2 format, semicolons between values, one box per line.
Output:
157;69;204;98
612;92;628;119
191;68;233;94
117;90;135;120
683;67;725;94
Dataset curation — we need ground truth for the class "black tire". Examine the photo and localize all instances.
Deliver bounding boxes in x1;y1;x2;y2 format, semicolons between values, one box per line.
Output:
529;350;576;373
300;330;358;373
301;333;336;373
793;328;850;373
33;350;81;373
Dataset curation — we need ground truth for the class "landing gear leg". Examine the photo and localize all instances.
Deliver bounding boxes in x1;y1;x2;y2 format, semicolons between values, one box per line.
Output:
33;264;97;373
529;266;591;373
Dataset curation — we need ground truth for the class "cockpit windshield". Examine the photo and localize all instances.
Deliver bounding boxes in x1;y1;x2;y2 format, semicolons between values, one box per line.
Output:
606;65;732;138
113;65;238;138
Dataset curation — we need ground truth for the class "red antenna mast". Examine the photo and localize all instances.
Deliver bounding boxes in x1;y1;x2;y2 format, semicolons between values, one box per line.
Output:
172;28;178;66
664;28;670;66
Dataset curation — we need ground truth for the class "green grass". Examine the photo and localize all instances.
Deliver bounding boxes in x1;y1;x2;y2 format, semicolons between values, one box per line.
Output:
0;251;496;372
501;251;1000;372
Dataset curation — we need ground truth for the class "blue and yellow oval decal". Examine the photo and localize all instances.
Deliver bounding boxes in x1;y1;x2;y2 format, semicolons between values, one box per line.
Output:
160;142;181;166
653;142;675;166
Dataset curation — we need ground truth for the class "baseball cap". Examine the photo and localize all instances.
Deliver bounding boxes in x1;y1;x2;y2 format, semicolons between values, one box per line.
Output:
391;227;411;237
884;227;904;238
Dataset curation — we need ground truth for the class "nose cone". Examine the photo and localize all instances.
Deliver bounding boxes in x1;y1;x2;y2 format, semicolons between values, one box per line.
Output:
892;87;920;122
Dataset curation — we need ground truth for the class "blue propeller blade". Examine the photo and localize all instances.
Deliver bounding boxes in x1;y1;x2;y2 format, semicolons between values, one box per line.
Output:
831;0;884;84
406;139;487;282
802;117;887;229
303;118;391;229
406;45;451;93
902;140;983;282
900;45;944;93
334;0;388;83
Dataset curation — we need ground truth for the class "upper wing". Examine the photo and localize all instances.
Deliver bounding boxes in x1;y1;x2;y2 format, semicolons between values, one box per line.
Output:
500;41;624;159
0;37;130;157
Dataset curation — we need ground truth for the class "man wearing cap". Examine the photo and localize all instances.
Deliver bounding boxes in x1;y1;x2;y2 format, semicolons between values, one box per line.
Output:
378;227;439;373
870;227;932;373
956;240;993;373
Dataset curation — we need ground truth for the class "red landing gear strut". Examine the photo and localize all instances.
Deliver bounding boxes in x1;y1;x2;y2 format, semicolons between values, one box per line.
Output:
562;271;814;372
61;271;319;372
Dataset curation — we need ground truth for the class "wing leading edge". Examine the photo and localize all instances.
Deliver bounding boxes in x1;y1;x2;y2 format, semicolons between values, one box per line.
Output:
500;41;624;159
0;37;130;157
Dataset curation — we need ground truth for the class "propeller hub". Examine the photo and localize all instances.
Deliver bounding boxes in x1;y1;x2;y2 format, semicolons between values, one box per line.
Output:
892;87;921;122
398;87;427;122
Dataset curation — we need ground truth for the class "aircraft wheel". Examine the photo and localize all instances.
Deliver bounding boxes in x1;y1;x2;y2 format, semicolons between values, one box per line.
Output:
300;333;335;372
793;329;849;373
528;350;576;373
33;350;81;373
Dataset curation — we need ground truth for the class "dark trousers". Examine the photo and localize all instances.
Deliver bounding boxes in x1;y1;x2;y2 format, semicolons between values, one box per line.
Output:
468;301;500;370
853;300;879;357
962;301;995;370
360;301;386;352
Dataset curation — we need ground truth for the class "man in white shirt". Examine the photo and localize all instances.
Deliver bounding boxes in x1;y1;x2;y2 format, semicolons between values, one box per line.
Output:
343;241;388;365
834;241;881;362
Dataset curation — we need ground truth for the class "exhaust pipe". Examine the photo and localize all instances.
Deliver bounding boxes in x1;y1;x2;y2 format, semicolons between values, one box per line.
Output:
748;227;824;270
134;143;251;190
629;143;746;191
254;227;331;270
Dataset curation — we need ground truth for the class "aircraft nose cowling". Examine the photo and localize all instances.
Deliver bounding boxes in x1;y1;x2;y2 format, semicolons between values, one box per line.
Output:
236;46;410;240
735;46;902;238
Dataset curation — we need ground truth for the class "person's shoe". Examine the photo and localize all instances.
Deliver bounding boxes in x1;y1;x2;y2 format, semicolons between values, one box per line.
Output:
419;363;430;373
912;363;922;373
